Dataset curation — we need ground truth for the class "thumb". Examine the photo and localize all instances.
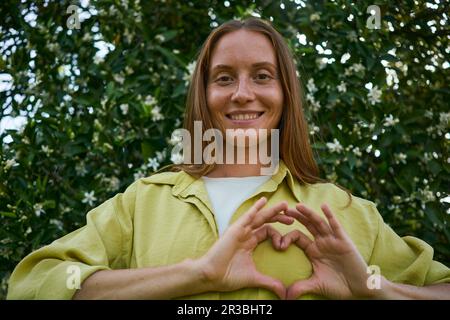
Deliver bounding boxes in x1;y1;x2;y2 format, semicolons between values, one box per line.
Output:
253;272;287;300
286;279;318;300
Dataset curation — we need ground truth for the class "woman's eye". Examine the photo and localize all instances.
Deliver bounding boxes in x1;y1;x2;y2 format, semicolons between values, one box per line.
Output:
217;76;233;83
255;73;271;81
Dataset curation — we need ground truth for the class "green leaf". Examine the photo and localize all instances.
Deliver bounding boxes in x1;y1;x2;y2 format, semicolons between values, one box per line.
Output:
141;141;154;160
0;211;16;218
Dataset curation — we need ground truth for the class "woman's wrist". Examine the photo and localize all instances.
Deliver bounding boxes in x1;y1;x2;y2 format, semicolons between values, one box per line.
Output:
187;257;217;294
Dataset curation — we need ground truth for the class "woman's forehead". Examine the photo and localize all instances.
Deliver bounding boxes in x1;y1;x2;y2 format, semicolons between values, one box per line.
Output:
209;30;277;68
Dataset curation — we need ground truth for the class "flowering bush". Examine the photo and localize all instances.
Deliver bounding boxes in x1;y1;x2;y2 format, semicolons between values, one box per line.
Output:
0;0;448;298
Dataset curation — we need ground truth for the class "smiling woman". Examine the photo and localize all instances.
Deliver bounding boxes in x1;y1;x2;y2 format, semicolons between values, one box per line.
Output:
206;29;283;132
6;18;450;300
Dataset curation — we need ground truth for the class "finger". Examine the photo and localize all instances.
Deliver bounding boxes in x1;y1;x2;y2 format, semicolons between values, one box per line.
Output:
253;225;283;250
251;201;289;230
285;208;320;238
239;197;267;227
268;214;294;225
296;203;332;236
286;279;318;300
321;203;346;239
253;272;287;300
280;229;313;251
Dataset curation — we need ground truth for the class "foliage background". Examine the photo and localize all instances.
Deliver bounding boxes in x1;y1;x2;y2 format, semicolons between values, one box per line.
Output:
0;0;449;299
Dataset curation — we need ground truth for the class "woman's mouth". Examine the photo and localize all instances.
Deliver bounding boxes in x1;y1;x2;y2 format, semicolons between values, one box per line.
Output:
226;112;264;123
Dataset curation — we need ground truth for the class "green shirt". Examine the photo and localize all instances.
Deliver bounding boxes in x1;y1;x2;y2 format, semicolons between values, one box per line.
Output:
7;160;450;299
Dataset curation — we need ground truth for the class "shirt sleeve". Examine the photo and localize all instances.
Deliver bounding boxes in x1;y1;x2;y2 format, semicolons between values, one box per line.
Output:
367;202;450;285
6;182;136;300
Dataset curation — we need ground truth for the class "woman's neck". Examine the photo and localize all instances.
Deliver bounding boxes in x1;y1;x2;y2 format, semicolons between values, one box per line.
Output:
205;163;263;178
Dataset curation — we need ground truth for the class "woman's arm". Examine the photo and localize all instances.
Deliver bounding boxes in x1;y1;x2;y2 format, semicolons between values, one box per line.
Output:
74;197;293;300
281;203;450;300
73;258;209;299
377;279;450;300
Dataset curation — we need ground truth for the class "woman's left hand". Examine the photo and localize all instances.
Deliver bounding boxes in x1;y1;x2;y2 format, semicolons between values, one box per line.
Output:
281;203;379;300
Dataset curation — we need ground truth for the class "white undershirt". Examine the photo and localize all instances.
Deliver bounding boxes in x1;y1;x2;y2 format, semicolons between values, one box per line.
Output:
202;175;272;236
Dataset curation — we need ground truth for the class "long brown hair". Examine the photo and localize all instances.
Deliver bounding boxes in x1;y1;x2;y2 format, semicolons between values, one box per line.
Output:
165;18;352;207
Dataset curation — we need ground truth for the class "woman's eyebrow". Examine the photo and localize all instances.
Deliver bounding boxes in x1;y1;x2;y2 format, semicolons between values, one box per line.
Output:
251;61;277;70
210;64;233;73
210;61;277;72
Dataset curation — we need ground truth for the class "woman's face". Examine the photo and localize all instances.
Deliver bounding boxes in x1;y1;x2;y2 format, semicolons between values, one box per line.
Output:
206;30;284;133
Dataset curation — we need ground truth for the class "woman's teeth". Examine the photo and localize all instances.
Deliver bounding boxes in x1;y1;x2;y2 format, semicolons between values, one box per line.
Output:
228;113;261;121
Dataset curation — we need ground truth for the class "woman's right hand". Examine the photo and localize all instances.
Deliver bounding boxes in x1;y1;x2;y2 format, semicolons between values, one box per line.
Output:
195;197;293;299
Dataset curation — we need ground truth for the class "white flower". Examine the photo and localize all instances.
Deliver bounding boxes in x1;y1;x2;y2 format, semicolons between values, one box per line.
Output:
183;61;197;85
113;74;125;84
82;33;92;42
75;162;88;176
367;86;382;105
108;177;120;191
439;112;450;125
306;93;321;112
33;203;45;217
121;0;129;9
352;147;362;157
309;125;320;135
169;132;183;145
57;65;71;78
175;118;182;127
170;152;184;164
352;63;365;73
41;145;53;156
147;157;160;171
337;81;347;93
151;106;164;121
347;31;358;42
47;43;59;52
423;152;433;162
93;54;104;65
326;171;338;182
315;58;328;70
307;79;318;94
420;186;436;202
186;61;196;76
50;219;63;230
4;158;18;170
345;63;365;75
144;95;157;106
155;34;165;42
156;150;166;162
394;153;407;164
125;66;134;74
134;170;147;180
120;103;129;115
383;114;399;127
326;139;343;153
101;177;120;191
309;99;321;112
82;191;97;206
424;110;433;119
310;13;320;21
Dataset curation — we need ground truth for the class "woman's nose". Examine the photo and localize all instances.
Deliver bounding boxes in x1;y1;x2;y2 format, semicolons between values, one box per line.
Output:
231;77;255;105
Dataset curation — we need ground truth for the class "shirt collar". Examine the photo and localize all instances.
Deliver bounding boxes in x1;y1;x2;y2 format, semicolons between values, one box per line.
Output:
171;159;302;203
